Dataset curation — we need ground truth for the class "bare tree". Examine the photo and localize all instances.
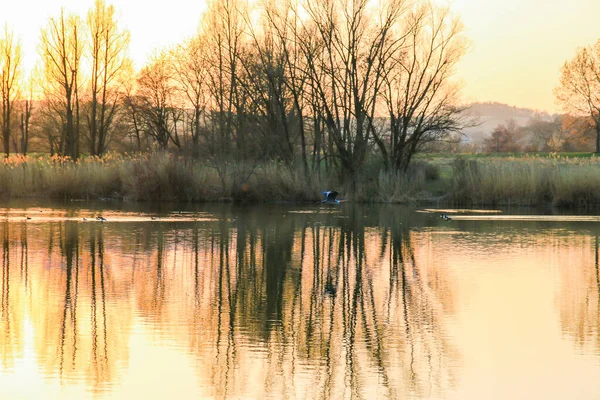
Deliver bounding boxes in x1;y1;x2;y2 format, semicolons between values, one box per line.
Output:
521;115;566;152
235;1;313;169
559;114;597;152
36;99;65;155
136;52;181;149
85;0;131;156
555;39;600;153
484;120;520;153
39;9;83;159
202;0;245;157
18;75;34;155
263;1;311;173
170;35;209;156
0;25;22;157
122;81;145;151
379;4;468;172
300;0;407;180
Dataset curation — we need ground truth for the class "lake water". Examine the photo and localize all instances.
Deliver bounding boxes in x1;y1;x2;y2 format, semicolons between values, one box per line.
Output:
0;203;599;400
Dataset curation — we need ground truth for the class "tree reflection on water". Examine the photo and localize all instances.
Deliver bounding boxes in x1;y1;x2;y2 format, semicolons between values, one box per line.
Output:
0;206;458;398
558;234;600;353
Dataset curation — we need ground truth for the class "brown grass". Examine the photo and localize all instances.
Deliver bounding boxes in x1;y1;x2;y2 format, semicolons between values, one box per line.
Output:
0;153;349;203
10;152;600;207
451;154;600;207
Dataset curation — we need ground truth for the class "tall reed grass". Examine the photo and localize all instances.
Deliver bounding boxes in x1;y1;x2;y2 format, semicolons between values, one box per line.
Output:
6;152;598;207
0;152;433;203
451;154;600;207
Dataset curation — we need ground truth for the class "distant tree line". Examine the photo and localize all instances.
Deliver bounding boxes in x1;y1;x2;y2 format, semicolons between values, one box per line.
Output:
0;0;469;182
482;114;597;154
465;37;600;155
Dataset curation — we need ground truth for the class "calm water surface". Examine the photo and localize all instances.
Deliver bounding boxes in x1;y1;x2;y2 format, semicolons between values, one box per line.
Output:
0;203;599;399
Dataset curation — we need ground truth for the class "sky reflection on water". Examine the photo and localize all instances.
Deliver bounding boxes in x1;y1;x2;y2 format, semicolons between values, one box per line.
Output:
0;204;599;399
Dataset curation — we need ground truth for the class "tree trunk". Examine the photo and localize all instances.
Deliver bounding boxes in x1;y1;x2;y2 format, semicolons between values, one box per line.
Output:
2;102;10;157
2;126;8;157
596;122;600;154
193;105;200;158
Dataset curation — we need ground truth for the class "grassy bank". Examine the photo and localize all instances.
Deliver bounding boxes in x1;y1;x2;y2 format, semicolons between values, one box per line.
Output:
2;152;600;207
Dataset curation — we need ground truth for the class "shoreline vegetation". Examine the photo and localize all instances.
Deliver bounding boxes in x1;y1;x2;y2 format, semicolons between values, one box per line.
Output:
2;152;600;208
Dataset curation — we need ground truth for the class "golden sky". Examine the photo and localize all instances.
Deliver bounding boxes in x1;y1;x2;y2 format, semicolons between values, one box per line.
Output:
451;0;600;112
2;0;207;72
2;0;600;112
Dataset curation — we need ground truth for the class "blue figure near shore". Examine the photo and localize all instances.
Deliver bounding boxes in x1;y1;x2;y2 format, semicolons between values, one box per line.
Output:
321;190;341;204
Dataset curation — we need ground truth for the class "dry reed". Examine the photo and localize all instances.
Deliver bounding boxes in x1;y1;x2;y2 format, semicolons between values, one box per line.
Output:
451;154;600;207
7;152;597;207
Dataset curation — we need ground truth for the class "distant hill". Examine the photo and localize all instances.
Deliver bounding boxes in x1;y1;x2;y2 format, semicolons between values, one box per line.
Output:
461;102;554;145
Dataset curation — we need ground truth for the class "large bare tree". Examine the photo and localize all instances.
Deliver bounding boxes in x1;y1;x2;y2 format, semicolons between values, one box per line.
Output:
86;0;131;156
378;4;468;171
39;9;83;159
235;1;312;169
262;1;311;173
555;39;600;153
202;0;245;157
0;25;22;157
300;0;407;180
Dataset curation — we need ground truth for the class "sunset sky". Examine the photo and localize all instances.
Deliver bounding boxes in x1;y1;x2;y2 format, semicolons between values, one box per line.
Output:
2;0;600;113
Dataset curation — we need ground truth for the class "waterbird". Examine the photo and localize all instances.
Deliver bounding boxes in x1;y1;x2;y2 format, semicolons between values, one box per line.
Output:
440;214;452;221
82;218;87;221
151;217;157;220
96;215;107;222
26;217;31;220
321;190;341;204
324;278;336;296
